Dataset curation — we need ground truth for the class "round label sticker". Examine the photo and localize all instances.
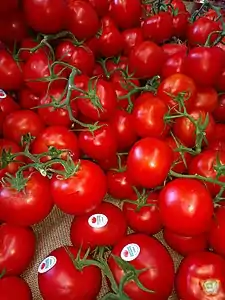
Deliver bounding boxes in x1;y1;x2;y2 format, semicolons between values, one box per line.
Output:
201;279;220;296
0;89;6;99
38;256;57;274
121;243;141;262
88;214;108;229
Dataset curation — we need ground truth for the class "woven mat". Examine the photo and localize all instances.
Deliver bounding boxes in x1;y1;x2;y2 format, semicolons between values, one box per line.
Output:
22;198;182;300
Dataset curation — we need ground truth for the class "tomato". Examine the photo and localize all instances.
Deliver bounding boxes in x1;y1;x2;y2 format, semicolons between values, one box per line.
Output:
88;0;109;17
176;252;225;300
157;73;197;112
0;223;35;275
188;150;225;197
187;17;220;46
142;12;173;44
0;139;25;179
23;0;66;34
66;0;99;40
122;28;144;56
165;136;192;173
18;87;40;110
110;0;141;29
38;87;78;127
0;0;18;13
51;159;107;215
0;276;32;300
128;41;165;79
110;109;137;151
3;110;45;145
108;233;175;300
217;68;225;92
71;202;127;250
38;246;102;300
209;206;225;257
159;178;214;236
184;46;224;87
19;38;50;62
189;86;218;112
161;43;188;58
127;137;173;189
0;171;53;226
97;152;119;171
167;0;187;12
172;11;189;39
0;50;23;91
132;92;169;139
123;192;163;235
172;109;215;148
213;94;225;122
161;51;186;78
163;228;208;256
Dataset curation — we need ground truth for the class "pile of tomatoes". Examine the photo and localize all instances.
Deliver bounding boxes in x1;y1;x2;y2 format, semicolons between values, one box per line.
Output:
1;0;225;299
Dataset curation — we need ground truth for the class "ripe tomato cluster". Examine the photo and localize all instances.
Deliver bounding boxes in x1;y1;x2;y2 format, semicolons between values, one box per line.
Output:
1;0;225;299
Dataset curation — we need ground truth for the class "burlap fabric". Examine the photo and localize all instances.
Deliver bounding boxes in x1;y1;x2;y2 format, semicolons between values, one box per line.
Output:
22;197;182;300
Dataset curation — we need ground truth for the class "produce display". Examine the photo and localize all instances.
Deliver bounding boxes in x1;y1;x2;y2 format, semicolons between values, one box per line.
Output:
1;0;225;299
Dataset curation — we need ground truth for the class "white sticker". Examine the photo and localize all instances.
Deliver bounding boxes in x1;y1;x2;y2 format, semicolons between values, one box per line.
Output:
88;214;108;228
201;279;220;295
121;243;141;262
0;89;6;99
38;256;57;274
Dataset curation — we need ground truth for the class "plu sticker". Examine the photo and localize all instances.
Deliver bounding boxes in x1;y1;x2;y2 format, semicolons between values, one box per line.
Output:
88;214;108;229
201;279;220;296
0;89;6;99
38;256;57;274
120;243;141;262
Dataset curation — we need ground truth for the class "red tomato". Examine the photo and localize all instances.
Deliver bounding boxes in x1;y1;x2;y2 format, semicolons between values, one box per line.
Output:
3;110;45;145
88;0;109;16
172;11;189;39
0;171;53;226
23;0;66;33
159;178;214;236
176;252;225;300
128;41;165;79
51;159;107;215
122;28;144;56
97;152;119;171
142;12;173;44
19;38;50;62
172;109;215;148
70;202;127;250
161;43;188;58
0;224;35;275
0;50;23;91
163;228;208;256
123;192;163;235
108;233;175;300
110;0;141;29
213;94;225;122
209;206;225;257
190;86;218;112
162;51;186;78
127;137;173;189
0;1;18;13
38;246;102;300
66;0;99;40
18;87;40;110
132;92;169;139
217;68;225;92
0;276;32;300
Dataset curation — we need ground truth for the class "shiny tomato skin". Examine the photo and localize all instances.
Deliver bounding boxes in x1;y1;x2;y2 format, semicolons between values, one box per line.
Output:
163;228;208;256
69;45;95;76
18;87;40;110
3;110;45;145
176;252;225;300
128;41;165;79
122;28;144;56
159;178;214;236
19;38;50;62
110;0;141;29
213;94;225;122
38;246;102;300
161;43;188;58
172;11;189;39
0;277;32;300
209;206;225;257
127;137;173;189
122;192;163;235
189;86;218;112
0;171;53;226
51;159;107;215
23;0;66;34
108;233;175;300
66;0;99;40
0;224;36;276
70;202;127;250
162;51;186;78
132;92;169;139
0;50;23;91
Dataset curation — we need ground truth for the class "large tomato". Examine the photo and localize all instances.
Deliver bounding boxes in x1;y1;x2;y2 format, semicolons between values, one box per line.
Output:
0;223;36;275
159;178;214;236
50;159;107;215
0;171;53;226
108;233;175;300
176;252;225;300
0;276;32;300
38;246;102;300
127;137;173;189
